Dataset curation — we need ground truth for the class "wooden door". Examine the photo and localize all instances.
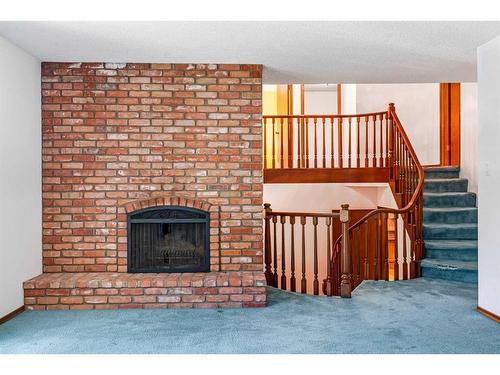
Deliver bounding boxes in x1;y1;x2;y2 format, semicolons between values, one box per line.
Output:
439;83;461;166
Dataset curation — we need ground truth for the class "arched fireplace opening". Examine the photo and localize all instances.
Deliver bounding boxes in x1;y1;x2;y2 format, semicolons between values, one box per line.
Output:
127;206;210;273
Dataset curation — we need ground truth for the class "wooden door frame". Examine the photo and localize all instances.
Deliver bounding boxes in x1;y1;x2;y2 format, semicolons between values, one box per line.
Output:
439;83;461;166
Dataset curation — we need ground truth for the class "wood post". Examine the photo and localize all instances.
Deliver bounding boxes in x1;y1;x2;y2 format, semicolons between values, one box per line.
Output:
263;203;274;286
388;103;395;179
340;204;352;298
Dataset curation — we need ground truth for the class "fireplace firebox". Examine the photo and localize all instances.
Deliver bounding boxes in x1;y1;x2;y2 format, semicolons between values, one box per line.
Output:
127;206;210;273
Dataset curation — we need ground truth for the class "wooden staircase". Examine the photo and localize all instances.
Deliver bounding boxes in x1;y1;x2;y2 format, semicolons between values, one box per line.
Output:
263;104;425;297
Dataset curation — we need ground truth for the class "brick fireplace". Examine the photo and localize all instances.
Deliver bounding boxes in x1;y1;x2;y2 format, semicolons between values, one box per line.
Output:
24;62;266;310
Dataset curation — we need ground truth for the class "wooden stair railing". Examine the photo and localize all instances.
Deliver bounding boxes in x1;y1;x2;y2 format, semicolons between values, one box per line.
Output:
263;111;391;183
323;103;424;297
263;204;351;296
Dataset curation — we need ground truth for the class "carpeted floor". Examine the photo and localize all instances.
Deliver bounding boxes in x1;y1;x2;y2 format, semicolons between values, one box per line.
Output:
0;278;498;354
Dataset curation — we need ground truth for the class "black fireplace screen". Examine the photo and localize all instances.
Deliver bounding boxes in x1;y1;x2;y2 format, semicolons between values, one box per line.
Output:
127;206;210;273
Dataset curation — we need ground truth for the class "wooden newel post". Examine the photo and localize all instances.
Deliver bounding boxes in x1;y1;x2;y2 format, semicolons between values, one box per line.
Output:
388;103;395;179
340;204;352;298
263;203;274;286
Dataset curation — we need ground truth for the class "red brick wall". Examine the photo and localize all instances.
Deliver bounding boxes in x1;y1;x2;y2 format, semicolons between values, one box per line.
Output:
41;63;263;273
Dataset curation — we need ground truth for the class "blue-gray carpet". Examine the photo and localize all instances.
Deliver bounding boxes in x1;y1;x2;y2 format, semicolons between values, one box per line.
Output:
422;166;478;283
1;278;498;354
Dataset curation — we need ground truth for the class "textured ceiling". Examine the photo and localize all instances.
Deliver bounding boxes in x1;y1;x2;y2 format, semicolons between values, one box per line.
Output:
1;21;500;83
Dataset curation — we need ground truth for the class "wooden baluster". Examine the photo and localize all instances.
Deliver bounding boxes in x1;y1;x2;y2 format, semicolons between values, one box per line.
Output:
338;117;343;168
363;222;369;281
304;117;309;168
289;215;296;292
272;215;278;286
264;203;273;286
357;227;362;287
280;215;286;290
379;114;384;167
340;204;351;298
330;117;334;168
383;213;389;280
325;216;332;294
372;114;377;168
297;117;302;168
288;117;293;168
322;118;326;168
388;105;394;177
271;117;276;169
300;216;307;293
403;147;408;206
397;132;403;196
365;115;369;167
313;216;319;295
324;218;335;296
384;112;389;167
356;117;361;168
393;213;399;281
299;117;304;168
279;118;284;168
263;118;267;169
348;117;352;168
402;213;408;280
374;215;380;280
352;227;358;288
314;117;318;168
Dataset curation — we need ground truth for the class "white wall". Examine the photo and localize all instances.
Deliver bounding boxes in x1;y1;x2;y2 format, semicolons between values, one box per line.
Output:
0;36;41;317
264;183;390;212
477;35;500;317
461;83;479;194
304;86;338;114
356;84;440;166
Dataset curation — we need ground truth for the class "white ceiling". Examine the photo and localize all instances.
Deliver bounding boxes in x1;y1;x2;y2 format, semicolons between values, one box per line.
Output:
1;21;500;83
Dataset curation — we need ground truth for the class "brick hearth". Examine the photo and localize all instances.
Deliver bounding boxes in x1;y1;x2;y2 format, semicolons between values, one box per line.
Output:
24;271;266;310
25;62;265;309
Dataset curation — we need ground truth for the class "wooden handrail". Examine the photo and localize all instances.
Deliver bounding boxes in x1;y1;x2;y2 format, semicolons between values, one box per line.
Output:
324;103;424;296
263;111;387;119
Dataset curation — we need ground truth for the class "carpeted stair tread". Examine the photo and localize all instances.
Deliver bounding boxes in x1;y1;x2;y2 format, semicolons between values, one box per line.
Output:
424;178;468;193
424;223;478;240
423;207;478;224
421;258;478;270
422;168;478;283
424;240;478;261
421;258;478;283
423;192;476;208
424;166;460;179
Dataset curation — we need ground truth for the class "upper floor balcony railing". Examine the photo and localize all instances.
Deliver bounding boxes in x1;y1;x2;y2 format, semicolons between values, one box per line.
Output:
262;111;391;183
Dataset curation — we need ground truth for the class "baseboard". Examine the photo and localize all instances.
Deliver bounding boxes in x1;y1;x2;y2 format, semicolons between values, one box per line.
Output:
0;305;25;325
477;305;500;323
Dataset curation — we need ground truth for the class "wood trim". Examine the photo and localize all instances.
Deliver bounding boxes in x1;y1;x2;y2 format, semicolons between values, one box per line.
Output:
300;84;305;115
337;84;342;115
440;83;460;166
477;306;500;323
0;305;25;325
264;167;390;184
287;85;294;168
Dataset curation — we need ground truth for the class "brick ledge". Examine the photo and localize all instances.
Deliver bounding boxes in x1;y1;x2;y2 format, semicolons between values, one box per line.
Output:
24;271;266;310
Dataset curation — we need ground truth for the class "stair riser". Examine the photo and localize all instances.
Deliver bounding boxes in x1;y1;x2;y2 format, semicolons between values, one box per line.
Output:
424;170;460;179
423;194;476;208
424;180;468;193
424;226;478;240
425;248;477;261
421;266;477;283
424;209;478;224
